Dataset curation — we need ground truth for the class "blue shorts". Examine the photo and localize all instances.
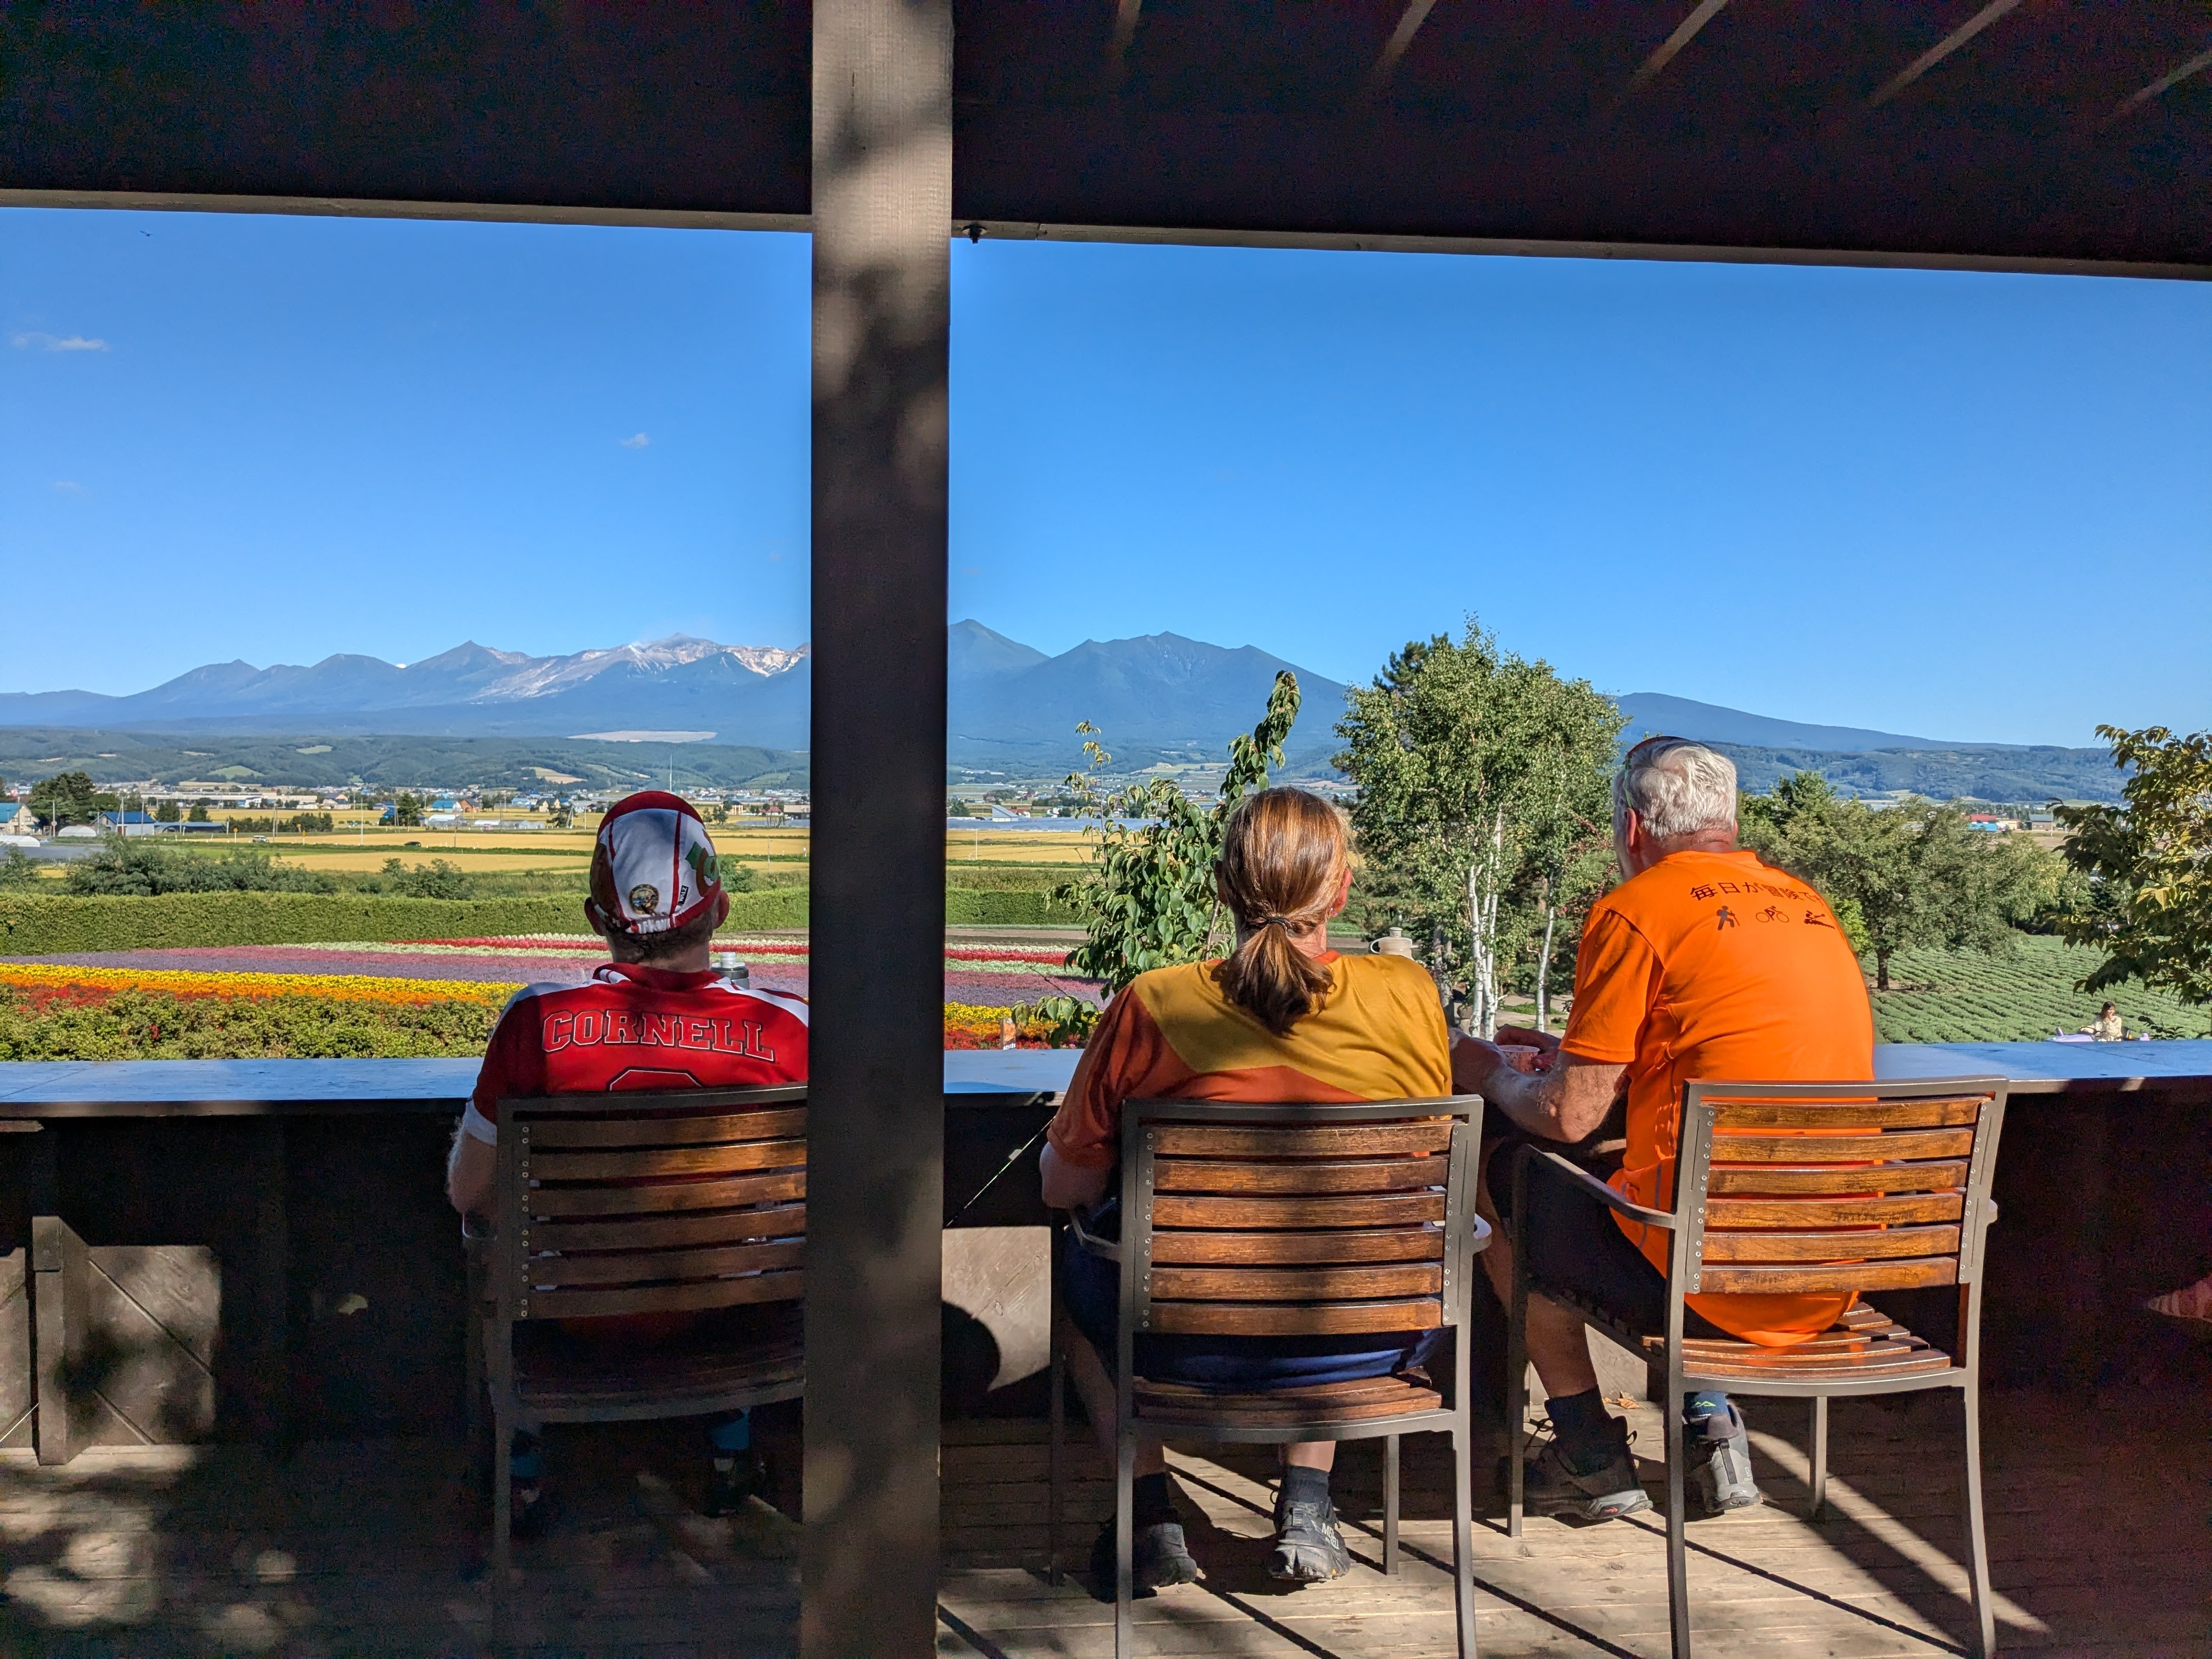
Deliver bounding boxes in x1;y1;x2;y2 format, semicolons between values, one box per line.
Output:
1060;1231;1448;1391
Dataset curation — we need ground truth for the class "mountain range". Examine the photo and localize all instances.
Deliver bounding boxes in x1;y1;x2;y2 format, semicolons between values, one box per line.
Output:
0;624;2116;799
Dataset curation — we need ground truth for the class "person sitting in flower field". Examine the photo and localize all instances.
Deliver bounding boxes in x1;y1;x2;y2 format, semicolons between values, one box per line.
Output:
445;791;809;1537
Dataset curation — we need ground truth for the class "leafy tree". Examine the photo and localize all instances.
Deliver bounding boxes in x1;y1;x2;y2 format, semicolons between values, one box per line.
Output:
2055;725;2212;1004
1740;772;2055;990
550;802;575;830
1054;672;1301;998
62;839;337;896
187;803;210;823
362;857;475;900
1334;619;1621;1037
29;771;100;829
0;848;41;889
392;792;425;828
154;800;182;823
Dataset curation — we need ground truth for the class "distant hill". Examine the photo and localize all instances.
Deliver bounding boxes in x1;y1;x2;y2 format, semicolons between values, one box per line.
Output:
0;622;1349;777
1615;693;1990;753
2;629;2119;799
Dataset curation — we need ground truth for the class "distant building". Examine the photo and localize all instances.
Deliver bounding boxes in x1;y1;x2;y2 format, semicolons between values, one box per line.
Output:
1966;814;2012;833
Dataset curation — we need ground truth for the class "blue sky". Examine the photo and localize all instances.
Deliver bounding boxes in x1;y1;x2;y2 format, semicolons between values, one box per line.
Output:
4;206;2207;746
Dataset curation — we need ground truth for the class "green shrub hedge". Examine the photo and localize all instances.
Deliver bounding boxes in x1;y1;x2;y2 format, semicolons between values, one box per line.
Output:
0;888;811;955
945;889;1082;925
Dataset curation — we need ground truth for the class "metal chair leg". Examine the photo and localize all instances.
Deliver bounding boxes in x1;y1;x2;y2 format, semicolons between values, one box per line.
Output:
1047;1332;1066;1587
1961;1376;1996;1659
1383;1432;1401;1576
1506;1255;1529;1538
1115;1419;1135;1659
1808;1393;1829;1521
1665;1398;1691;1659
1450;1419;1476;1659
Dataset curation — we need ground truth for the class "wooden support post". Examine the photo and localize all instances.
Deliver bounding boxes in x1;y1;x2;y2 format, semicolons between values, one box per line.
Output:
31;1214;88;1465
803;2;953;1656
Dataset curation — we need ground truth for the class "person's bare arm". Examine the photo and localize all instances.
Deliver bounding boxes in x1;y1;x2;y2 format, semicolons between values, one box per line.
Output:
1453;1036;1626;1143
1039;1141;1111;1211
447;1129;494;1215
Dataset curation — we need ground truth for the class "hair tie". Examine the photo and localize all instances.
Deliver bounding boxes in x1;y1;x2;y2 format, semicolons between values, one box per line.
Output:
1258;915;1294;930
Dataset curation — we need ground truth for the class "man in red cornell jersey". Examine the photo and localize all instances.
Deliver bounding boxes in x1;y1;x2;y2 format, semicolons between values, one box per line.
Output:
446;791;808;1534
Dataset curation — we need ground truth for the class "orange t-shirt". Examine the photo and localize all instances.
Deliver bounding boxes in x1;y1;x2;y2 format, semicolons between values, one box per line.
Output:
1559;848;1875;1346
1047;952;1453;1169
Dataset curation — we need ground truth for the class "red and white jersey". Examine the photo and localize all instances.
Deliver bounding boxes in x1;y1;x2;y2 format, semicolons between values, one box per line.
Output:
459;962;810;1144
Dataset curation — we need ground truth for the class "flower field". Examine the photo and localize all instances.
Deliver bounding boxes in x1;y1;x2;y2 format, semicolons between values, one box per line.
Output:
1870;935;2211;1043
0;958;1097;1059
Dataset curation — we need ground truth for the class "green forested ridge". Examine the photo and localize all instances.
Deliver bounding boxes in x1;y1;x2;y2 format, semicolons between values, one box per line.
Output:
0;729;809;792
1716;742;2121;803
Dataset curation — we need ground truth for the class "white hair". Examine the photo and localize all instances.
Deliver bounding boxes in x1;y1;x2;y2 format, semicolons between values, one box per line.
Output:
1613;737;1738;840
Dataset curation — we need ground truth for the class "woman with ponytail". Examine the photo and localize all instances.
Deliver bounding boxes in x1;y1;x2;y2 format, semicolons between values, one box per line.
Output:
1040;786;1453;1596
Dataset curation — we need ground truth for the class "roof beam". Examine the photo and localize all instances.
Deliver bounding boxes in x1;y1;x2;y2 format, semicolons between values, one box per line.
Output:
1628;0;1733;91
1371;0;1441;91
1868;0;2025;108
2107;44;2212;123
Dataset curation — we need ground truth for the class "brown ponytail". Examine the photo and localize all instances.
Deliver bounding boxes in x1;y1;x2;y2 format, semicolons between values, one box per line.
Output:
1211;787;1349;1036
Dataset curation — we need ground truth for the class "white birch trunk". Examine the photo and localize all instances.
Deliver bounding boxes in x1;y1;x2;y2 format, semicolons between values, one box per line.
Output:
1534;900;1556;1032
1464;807;1505;1040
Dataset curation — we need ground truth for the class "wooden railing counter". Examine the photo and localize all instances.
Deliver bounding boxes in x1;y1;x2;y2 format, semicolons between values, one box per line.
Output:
0;1043;2202;1460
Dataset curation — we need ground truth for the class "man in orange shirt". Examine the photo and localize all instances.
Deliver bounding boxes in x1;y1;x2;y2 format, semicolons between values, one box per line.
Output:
1455;737;1875;1522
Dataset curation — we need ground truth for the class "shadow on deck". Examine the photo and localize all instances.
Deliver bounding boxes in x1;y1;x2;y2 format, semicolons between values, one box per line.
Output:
0;1387;2198;1657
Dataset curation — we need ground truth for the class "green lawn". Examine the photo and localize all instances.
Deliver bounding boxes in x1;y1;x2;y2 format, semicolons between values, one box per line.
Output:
1870;934;2210;1043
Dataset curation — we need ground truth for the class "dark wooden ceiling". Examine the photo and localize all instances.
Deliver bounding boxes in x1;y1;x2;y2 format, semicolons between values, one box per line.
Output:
4;2;2207;269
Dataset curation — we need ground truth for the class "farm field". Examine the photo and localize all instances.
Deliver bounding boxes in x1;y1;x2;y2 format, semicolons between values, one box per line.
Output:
1869;934;2211;1043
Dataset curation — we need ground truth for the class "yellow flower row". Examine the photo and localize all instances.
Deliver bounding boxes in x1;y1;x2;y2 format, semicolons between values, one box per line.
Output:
0;963;522;1007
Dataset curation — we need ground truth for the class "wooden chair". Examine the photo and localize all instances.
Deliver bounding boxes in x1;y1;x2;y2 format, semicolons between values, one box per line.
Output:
1504;1075;2009;1659
1049;1095;1489;1659
477;1084;808;1590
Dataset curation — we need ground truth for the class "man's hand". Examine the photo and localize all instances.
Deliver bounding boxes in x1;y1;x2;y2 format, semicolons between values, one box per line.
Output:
1492;1024;1561;1058
1451;1031;1626;1144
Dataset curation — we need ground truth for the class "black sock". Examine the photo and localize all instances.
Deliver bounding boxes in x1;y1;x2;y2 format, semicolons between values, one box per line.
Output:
1132;1471;1177;1526
1279;1463;1330;1510
1543;1387;1621;1474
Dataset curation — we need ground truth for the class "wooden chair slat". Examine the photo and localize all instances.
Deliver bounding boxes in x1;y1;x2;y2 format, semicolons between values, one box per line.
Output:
1149;1262;1443;1302
1707;1191;1964;1228
524;1271;803;1320
1147;1122;1452;1160
1132;1374;1418;1407
1148;1226;1441;1266
1700;1223;1961;1263
528;1203;805;1254
1680;1350;1957;1384
1132;1378;1442;1426
1153;1192;1445;1230
1709;1127;1974;1163
526;1169;805;1217
1698;1257;1959;1295
1708;1097;1984;1131
1147;1298;1443;1337
526;1238;804;1288
527;1138;805;1183
1152;1157;1444;1197
521;1108;805;1150
1706;1161;1968;1195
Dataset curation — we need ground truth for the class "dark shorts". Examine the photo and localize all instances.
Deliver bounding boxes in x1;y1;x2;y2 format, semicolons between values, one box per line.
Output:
1059;1232;1448;1391
1491;1149;1725;1341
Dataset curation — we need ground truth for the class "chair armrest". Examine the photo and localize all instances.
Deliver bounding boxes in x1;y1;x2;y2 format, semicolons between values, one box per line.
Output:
1515;1146;1675;1231
1468;1213;1493;1254
1065;1206;1120;1263
460;1211;494;1243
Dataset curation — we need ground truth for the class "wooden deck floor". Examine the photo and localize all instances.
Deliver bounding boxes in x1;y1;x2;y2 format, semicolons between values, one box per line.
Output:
0;1387;2195;1657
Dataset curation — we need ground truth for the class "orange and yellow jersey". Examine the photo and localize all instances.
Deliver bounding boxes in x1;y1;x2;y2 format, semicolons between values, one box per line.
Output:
1046;952;1453;1170
1560;847;1875;1347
